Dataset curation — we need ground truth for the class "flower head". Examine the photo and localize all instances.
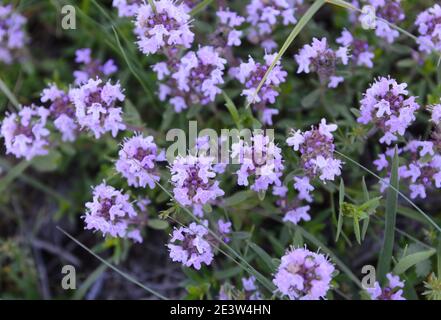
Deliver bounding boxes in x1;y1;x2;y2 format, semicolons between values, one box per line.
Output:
216;8;245;47
170;154;224;216
363;0;405;44
295;37;348;88
367;273;405;300
246;0;302;51
134;0;194;55
116;134;165;188
41;84;78;142
415;4;441;54
234;53;287;125
357;77;419;145
232;133;284;192
287;118;342;183
73;48;117;85
336;29;374;68
168;221;213;270
155;46;226;112
70;77;126;138
1;105;50;160
273;247;335;300
0;4;27;64
83;182;142;243
112;0;142;17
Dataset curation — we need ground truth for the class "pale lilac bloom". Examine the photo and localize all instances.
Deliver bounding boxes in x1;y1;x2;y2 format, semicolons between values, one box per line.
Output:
116;134;165;188
357;77;419;145
1;105;50;160
293;176;314;202
73;48;117;85
134;0;194;55
231;133;284;192
336;29;374;68
217;219;232;243
362;0;405;44
83;182;142;243
283;205;311;225
154;46;226;112
40;84;78;142
170;155;224;217
367;273;406;300
273;247;334;300
246;0;303;50
415;4;441;54
234;53;287;124
70;78;126;138
0;4;27;64
398;140;441;199
287;119;342;184
295;37;349;88
242;276;262;300
216;8;245;47
112;0;142;17
168;221;213;270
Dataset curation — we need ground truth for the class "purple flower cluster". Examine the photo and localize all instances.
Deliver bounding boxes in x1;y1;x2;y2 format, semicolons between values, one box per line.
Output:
70;78;126;138
168;221;214;270
73;48;117;85
273;247;335;300
170;154;224;217
362;0;405;44
336;29;374;68
83;182;143;243
116;134;165;188
232;133;284;192
41;84;78;142
0;4;27;64
375;141;441;199
112;0;142;17
217;218;232;243
154;46;226;112
134;0;194;56
273;185;311;225
246;0;302;51
415;4;441;54
216;8;245;47
1;105;50;160
234;53;287;125
286;119;342;201
219;276;262;300
357;77;419;145
367;273;405;300
295;37;349;88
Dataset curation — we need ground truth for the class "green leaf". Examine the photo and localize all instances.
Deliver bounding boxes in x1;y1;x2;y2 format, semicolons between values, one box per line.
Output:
224;190;255;207
361;176;369;201
353;217;361;244
31;150;62;172
0;160;31;194
393;249;436;275
336;178;345;241
248;242;277;272
222;91;241;129
124;100;143;127
147;219;169;230
377;146;399;282
301;88;320;108
0;76;19;108
189;0;214;16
